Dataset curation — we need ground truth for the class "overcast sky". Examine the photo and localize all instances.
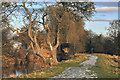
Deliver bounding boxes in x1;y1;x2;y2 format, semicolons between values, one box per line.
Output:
85;2;119;35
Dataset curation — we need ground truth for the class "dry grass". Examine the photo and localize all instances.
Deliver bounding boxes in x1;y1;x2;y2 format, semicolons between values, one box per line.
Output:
90;53;120;78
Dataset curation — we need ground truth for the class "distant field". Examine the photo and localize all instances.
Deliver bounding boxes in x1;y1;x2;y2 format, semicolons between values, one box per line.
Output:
89;53;119;78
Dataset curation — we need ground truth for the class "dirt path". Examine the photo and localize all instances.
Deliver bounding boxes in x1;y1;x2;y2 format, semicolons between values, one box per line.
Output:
50;54;98;78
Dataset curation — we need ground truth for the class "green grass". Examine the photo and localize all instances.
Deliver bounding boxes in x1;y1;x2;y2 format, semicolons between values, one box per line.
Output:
89;54;119;78
17;54;88;78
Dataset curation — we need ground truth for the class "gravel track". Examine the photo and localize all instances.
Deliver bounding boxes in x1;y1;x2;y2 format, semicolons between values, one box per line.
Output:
49;54;98;79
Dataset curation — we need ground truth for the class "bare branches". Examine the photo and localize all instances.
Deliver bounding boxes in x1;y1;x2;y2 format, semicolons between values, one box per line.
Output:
1;1;96;65
30;42;36;53
6;22;27;34
22;2;31;16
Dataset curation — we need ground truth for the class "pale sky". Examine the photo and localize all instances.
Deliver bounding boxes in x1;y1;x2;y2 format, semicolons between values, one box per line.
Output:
6;1;119;36
85;2;119;35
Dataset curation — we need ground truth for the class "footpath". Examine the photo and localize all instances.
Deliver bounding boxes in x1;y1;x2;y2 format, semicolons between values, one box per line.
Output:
50;54;98;78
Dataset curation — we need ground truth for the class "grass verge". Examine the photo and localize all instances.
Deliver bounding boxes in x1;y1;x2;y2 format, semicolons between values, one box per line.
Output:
89;53;120;78
17;53;88;78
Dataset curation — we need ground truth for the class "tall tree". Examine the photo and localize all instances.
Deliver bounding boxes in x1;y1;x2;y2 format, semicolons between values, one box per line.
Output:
44;2;95;63
1;1;95;65
85;30;96;53
107;20;120;54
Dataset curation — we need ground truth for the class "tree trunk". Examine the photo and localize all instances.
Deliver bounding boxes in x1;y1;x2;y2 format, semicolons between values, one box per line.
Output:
45;16;60;65
27;14;47;66
51;48;58;65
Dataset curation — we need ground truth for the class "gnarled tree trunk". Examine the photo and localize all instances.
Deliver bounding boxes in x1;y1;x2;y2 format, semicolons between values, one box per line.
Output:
46;18;60;65
25;4;47;66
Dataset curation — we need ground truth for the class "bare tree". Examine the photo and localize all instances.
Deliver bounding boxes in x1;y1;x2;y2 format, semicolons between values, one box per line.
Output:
107;20;120;54
1;1;95;65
